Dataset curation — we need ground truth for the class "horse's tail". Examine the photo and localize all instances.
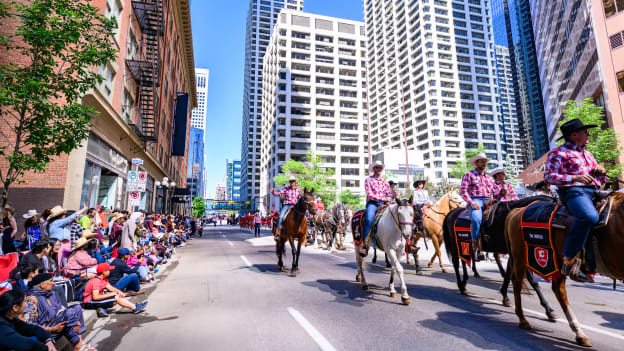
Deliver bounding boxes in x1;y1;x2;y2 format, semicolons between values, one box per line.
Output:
442;208;461;258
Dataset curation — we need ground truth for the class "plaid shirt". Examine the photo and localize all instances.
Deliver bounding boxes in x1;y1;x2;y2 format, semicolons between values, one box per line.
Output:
273;185;302;205
544;141;607;187
365;176;392;202
460;169;496;204
69;221;83;243
493;181;518;201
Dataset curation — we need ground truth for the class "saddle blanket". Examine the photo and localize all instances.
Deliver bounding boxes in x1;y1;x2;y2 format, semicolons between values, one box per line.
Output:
350;206;388;247
520;201;561;282
271;213;279;236
453;209;473;265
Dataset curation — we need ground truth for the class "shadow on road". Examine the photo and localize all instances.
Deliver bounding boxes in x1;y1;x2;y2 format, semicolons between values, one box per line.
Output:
594;310;624;330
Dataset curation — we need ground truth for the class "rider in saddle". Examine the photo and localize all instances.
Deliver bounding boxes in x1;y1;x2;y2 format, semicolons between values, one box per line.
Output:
413;180;432;206
361;161;393;257
388;180;399;199
544;118;607;283
489;168;519;201
270;176;302;240
315;199;325;212
460;153;496;252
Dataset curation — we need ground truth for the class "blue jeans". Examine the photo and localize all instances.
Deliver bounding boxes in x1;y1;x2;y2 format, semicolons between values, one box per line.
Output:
114;273;140;292
363;201;383;243
277;204;293;230
557;187;599;259
468;197;489;241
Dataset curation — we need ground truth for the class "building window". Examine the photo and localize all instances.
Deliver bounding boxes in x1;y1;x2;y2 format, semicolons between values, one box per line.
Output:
617;70;624;93
603;0;624;17
97;63;116;99
105;0;123;38
122;89;133;123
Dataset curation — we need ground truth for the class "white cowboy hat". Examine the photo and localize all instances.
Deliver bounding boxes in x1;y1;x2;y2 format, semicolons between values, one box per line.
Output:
368;160;385;174
22;210;40;219
469;153;490;167
489;168;506;177
288;176;297;182
47;205;67;220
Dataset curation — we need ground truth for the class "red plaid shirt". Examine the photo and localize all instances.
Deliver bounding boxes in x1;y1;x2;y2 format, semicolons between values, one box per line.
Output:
460;169;496;204
273;185;302;205
544;141;607;187
365;176;392;202
493;181;518;201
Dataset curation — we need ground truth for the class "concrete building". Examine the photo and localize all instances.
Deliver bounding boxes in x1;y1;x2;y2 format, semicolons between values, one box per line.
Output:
371;149;430;194
364;0;506;182
187;127;205;201
240;0;304;204
260;10;368;212
191;68;209;129
494;45;523;174
0;0;196;217
530;0;624;156
491;0;549;165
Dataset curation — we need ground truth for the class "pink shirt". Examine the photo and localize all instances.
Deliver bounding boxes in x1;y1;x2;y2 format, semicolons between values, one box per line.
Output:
365;176;392;202
254;215;262;224
65;250;97;278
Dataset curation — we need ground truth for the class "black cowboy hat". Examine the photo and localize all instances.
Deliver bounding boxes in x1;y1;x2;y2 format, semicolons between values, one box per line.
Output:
558;118;598;140
388;180;397;186
413;180;426;188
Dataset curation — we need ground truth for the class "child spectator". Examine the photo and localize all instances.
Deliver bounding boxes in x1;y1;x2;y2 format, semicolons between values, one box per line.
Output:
82;263;147;318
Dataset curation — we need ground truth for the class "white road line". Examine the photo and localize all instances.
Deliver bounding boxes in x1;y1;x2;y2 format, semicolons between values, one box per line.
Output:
328;254;347;260
222;234;226;238
288;308;337;351
240;255;252;267
227;241;234;246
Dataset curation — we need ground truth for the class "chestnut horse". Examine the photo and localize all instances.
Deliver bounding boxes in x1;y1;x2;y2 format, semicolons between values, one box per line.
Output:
505;192;624;347
275;190;316;277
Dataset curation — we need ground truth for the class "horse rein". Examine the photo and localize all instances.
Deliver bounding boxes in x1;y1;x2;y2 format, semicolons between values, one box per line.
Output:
389;203;415;239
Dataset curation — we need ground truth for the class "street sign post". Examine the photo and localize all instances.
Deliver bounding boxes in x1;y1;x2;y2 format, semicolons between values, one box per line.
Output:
127;171;147;192
132;158;144;165
128;191;142;206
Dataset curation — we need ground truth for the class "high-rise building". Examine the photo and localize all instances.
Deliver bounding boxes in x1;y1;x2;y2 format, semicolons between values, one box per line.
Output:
529;0;624;154
225;159;242;201
215;182;227;201
364;0;505;181
491;0;549;166
191;68;209;129
494;45;522;173
240;0;304;203
260;10;368;212
187;127;205;201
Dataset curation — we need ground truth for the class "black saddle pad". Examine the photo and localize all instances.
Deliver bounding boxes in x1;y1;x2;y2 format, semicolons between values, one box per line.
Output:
453;209;472;265
520;201;561;281
351;209;365;246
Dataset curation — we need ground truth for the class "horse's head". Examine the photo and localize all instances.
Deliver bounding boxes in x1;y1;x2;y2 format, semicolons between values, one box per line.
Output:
448;190;466;209
302;189;316;215
395;196;415;240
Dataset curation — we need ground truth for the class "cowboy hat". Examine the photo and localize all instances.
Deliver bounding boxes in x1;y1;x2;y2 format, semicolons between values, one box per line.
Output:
558;118;598;140
368;160;385;174
72;237;90;250
388;180;397;186
489;168;506;177
288;176;297;182
413;180;426;188
81;229;96;239
469;153;490;167
22;210;40;219
47;205;67;220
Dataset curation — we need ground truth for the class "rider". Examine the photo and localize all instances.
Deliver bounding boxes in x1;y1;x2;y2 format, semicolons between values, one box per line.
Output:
544;118;607;283
460;153;496;251
361;161;393;257
270;176;302;239
490;168;518;201
388;180;399;199
413;180;432;206
315;199;325;211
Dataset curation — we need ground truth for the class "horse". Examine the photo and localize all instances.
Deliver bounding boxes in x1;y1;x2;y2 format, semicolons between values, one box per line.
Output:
354;197;415;305
410;190;465;273
275;189;317;277
505;192;624;347
332;203;350;251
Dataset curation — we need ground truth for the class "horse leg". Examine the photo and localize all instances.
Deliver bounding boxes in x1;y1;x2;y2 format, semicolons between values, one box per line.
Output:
451;255;466;295
494;254;506;278
355;247;368;290
372;246;377;263
551;277;591;347
413;251;422;276
391;248;410;305
276;237;285;271
289;238;297;276
500;257;513;307
526;270;558;321
291;238;303;277
386;249;399;298
385;253;391;268
433;235;448;273
512;267;531;330
461;259;470;294
471;249;481;279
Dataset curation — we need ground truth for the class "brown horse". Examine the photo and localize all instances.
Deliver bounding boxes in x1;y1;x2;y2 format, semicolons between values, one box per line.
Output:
505;192;624;347
275;189;316;277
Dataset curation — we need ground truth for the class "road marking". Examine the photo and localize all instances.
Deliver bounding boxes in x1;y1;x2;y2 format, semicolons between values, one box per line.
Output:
328;253;346;260
240;255;252;267
227;241;233;246
288;307;336;351
222;234;226;238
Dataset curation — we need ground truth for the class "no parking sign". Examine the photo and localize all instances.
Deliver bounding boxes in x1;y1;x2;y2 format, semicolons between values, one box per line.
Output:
129;191;142;206
127;171;147;191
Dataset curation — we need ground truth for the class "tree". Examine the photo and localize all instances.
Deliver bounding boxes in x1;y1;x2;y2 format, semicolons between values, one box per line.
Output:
273;151;336;205
0;1;117;206
338;189;363;209
504;154;520;186
450;144;486;179
558;98;622;178
424;177;457;199
192;197;206;218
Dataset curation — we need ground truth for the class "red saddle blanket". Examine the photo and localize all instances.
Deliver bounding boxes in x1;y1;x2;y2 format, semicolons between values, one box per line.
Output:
271;213;279;236
520;201;561;282
453;209;473;266
350;209;365;247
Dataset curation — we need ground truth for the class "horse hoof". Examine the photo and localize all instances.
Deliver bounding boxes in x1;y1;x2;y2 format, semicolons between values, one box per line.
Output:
290;271;297;277
473;273;481;279
502;297;512;307
576;336;592;347
362;284;369;291
427;263;433;268
547;311;560;322
519;321;531;330
415;270;423;276
355;275;361;282
390;292;398;298
401;297;410;305
279;266;286;272
460;290;469;296
441;268;449;274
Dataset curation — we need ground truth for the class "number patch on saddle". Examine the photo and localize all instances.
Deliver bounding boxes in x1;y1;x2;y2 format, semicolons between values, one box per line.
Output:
520;201;561;282
453;209;473;265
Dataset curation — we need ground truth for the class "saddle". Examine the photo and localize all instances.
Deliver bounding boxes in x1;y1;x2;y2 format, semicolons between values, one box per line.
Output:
452;209;473;265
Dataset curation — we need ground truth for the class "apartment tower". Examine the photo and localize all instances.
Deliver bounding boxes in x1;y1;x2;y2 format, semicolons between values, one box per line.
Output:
494;45;522;173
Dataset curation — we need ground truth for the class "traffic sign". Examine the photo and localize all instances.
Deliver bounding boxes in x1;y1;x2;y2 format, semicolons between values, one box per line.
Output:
127;171;147;191
132;158;144;165
129;191;141;206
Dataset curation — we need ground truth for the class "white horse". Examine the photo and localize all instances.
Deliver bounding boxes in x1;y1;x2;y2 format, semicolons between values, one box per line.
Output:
355;197;415;305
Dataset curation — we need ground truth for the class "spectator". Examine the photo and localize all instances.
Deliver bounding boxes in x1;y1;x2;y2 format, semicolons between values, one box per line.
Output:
24;273;94;351
47;205;88;242
82;263;147;318
43;239;61;277
0;289;55;351
39;208;52;240
108;248;143;294
9;263;40;291
2;205;18;254
78;208;96;231
19;239;50;273
121;213;141;250
98;207;111;232
254;213;262;238
144;213;154;233
65;237;98;279
108;214;124;248
22;210;42;250
126;246;153;282
65;211;85;244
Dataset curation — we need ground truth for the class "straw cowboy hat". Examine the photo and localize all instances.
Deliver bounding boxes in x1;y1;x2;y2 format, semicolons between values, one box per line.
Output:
369;160;385;174
288;175;297;182
46;205;67;220
72;237;90;250
22;210;40;219
469;153;490;167
489;168;506;177
81;229;96;239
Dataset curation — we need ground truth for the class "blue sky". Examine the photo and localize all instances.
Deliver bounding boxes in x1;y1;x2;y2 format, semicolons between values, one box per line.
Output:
190;0;363;198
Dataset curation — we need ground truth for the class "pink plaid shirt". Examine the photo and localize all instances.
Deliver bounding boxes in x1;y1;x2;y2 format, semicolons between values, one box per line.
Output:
460;169;496;204
273;185;302;205
544;141;607;187
493;181;518;201
365;176;392;202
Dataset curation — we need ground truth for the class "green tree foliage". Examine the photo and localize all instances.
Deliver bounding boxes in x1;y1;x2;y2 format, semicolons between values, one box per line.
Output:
504;154;520;186
423;177;457;199
558;98;622;178
273;151;336;204
338;189;363;209
192;197;206;218
0;0;117;205
450;145;486;179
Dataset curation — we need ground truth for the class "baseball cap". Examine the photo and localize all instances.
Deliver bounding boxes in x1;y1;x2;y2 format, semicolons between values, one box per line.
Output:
118;248;132;257
96;262;115;274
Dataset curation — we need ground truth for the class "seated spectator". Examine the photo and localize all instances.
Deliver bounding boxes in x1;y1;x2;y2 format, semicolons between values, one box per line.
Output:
126;246;153;282
108;248;144;294
9;263;40;291
65;237;98;279
43;239;61;277
24;273;94;351
82;263;147;318
0;289;55;351
19;239;50;273
22;210;42;251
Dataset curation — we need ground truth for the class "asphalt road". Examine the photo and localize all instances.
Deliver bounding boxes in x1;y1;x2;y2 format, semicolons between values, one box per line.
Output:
83;226;624;351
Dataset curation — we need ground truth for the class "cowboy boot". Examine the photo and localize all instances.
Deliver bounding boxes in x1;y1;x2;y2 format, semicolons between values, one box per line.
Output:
359;235;370;257
561;255;593;283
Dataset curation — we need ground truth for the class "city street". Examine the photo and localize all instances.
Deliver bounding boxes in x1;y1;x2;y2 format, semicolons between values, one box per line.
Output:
83;226;623;351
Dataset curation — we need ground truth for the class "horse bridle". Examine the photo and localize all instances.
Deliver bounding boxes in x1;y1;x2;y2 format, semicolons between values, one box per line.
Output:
389;203;415;240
